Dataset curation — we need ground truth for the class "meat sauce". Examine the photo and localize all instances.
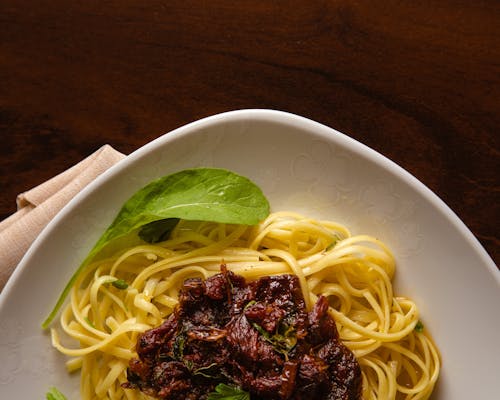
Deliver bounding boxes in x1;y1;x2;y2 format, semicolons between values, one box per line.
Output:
124;267;361;399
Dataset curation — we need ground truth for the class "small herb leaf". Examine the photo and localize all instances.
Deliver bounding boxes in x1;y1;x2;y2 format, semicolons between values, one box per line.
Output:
252;322;297;356
46;387;68;400
172;332;187;361
111;279;129;290
207;383;250;400
193;362;220;378
415;320;424;332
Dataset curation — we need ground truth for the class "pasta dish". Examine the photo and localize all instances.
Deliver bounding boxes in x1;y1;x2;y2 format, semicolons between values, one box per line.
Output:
50;211;440;399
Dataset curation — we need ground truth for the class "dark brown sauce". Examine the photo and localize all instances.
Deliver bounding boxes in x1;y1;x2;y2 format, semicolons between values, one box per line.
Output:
124;266;361;399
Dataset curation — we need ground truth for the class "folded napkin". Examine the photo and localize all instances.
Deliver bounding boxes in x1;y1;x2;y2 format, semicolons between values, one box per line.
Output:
0;145;126;291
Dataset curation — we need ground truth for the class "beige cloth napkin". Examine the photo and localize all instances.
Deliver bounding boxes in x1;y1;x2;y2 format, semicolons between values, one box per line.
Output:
0;145;126;290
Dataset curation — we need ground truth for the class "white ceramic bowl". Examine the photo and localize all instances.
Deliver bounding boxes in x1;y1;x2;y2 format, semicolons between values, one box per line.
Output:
0;109;498;398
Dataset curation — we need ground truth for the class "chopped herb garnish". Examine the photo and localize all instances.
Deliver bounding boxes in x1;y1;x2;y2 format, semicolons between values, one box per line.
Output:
172;332;187;360
243;300;256;310
184;359;194;370
46;386;67;400
207;383;250;400
325;241;337;251
252;321;297;357
415;320;424;332
193;362;220;378
111;279;129;290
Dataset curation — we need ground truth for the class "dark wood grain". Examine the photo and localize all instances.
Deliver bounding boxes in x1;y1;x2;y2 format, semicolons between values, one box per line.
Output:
1;1;498;265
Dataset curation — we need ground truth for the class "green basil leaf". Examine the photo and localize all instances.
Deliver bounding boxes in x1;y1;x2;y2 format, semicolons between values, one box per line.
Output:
415;320;424;332
207;383;250;400
42;168;269;329
138;218;180;243
46;387;67;400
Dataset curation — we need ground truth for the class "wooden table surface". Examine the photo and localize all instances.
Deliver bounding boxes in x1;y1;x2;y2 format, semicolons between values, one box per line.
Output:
1;1;498;265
